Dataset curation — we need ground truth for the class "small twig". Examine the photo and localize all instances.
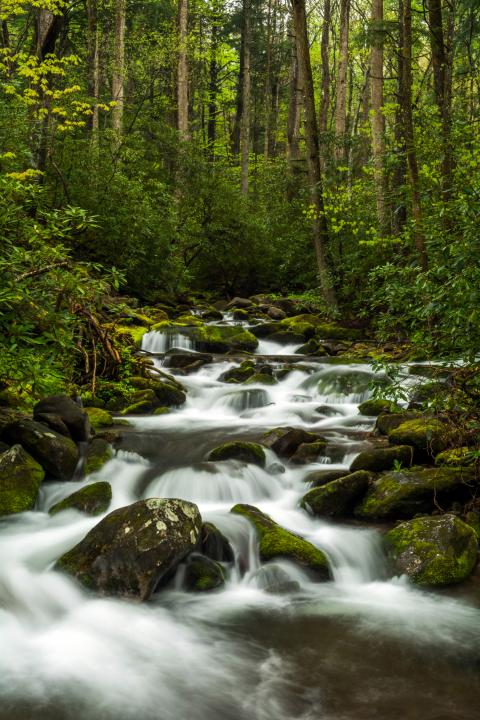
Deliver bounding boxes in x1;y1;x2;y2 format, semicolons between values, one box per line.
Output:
16;261;69;281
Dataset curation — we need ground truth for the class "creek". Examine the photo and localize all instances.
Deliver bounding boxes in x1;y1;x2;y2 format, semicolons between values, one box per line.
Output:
0;324;479;720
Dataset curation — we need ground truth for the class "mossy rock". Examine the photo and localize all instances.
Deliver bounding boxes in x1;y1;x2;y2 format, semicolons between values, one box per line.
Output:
120;400;153;415
0;445;45;516
358;399;402;416
56;498;202;600
208;441;266;468
153;407;171;415
314;322;363;341
296;338;323;355
49;481;112;516
110;324;148;347
435;447;472;467
1;419;79;480
303;468;349;488
262;427;321;458
354;466;474;520
244;373;278;386
219;364;255;383
350;445;414;473
384;514;477;586
85;438;114;475
388;418;458;458
464;511;480;540
290;441;327;465
231;503;330;580
376;410;421;435
200;522;235;562
183;553;226;592
301;471;371;518
174;324;258;353
85;407;114;431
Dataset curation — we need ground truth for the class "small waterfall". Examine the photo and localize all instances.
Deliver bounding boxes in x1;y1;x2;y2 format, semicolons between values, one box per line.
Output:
256;339;301;356
142;330;194;354
214;388;271;413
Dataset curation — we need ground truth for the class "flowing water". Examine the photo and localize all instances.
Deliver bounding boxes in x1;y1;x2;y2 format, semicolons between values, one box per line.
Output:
0;337;479;720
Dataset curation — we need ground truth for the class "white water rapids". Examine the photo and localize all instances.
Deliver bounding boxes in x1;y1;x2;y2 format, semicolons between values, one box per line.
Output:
0;352;479;720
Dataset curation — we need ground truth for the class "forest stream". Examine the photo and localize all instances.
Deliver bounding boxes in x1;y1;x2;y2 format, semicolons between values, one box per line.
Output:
0;313;479;720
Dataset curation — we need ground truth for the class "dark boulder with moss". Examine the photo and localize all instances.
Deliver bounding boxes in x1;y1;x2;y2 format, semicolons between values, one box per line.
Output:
208;441;266;467
200;522;235;562
262;427;321;459
375;411;421;436
34;395;92;442
0;445;45;516
168;323;258;353
301;471;371;518
183;553;226;592
85;438;114;475
2;419;79;480
49;481;112;516
354;467;474;521
358;399;402;417
290;441;327;465
85;407;114;431
231;504;330;580
350;445;414;473
388;418;457;459
219;362;255;384
304;468;349;488
384;514;478;586
55;498;202;601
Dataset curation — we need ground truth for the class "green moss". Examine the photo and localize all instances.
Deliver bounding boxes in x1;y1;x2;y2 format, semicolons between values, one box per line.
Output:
244;373;278;385
153;406;171;415
110;325;148;346
358;399;402;416
183;555;226;592
208;441;266;467
301;471;370;517
0;445;45;516
388;418;459;457
435;447;471;467
350;445;414;472
231;503;329;579
85;438;114;474
120;400;153;415
384;514;477;586
85;407;113;431
49;481;112;516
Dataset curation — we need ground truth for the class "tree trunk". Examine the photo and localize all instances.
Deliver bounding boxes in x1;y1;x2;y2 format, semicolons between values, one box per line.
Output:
399;0;427;269
319;0;331;169
286;25;303;176
335;0;350;162
240;0;251;194
291;0;337;308
111;0;126;137
370;0;388;233
263;0;273;160
207;14;218;161
177;0;189;140
427;0;454;204
86;0;99;133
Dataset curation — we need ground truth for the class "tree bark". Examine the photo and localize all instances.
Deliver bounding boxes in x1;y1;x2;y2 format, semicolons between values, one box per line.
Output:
177;0;189;140
207;11;219;161
240;0;251;194
291;0;337;307
335;0;350;162
111;0;126;137
399;0;428;269
370;0;388;233
86;0;100;133
286;25;303;176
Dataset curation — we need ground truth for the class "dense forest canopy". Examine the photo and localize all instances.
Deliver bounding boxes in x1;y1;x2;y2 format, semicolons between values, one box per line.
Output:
1;0;480;391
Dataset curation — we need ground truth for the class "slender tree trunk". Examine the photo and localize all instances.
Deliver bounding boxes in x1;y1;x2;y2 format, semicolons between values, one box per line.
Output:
111;0;126;137
291;0;337;307
86;0;99;133
177;0;189;140
335;0;350;162
319;0;331;168
399;0;428;269
427;0;454;203
286;25;303;174
240;0;251;194
370;0;388;233
207;13;219;161
263;0;273;160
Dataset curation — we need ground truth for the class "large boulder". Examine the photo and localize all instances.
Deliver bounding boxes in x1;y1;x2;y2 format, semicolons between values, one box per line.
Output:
289;441;327;465
175;324;258;353
358;399;402;417
55;498;202;600
384;514;478;586
388;418;457;458
350;445;414;473
354;467;474;521
231;504;330;580
262;427;321;459
85;407;114;431
49;481;112;516
375;411;421;436
0;445;45;516
301;471;371;518
34;395;91;442
303;468;349;488
208;441;266;468
2;419;79;480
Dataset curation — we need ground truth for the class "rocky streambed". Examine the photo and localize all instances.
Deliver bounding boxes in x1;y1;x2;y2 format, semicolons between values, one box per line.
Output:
0;297;479;720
